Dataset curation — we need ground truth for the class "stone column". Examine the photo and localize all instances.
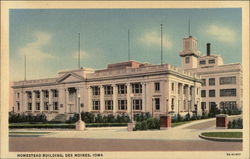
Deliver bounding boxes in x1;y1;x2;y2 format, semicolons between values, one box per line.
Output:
49;89;53;111
112;84;118;114
99;86;104;112
180;84;184;112
142;82;146;112
65;88;69;113
32;91;35;112
126;83;131;114
87;86;92;112
40;90;43;112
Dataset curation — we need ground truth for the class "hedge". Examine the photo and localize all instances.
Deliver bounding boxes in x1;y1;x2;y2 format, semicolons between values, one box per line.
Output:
134;118;160;131
9;123;128;129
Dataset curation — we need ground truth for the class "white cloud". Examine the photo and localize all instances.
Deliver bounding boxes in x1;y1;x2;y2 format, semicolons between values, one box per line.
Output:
139;31;172;49
19;31;55;61
72;50;89;59
206;24;236;43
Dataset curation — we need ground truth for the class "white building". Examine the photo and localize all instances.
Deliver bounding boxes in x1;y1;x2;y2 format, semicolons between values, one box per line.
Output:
11;61;202;119
179;36;243;112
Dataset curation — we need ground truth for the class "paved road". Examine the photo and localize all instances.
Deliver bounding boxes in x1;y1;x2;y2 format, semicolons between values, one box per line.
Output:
9;137;242;152
9;115;243;152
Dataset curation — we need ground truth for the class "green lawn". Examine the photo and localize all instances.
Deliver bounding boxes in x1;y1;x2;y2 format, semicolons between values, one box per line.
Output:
201;132;242;138
171;121;192;127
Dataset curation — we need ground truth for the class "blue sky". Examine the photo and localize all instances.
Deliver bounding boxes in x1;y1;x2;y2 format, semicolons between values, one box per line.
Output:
10;8;242;81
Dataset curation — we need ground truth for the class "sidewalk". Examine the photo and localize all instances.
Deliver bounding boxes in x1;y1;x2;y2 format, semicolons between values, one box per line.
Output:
10;115;242;141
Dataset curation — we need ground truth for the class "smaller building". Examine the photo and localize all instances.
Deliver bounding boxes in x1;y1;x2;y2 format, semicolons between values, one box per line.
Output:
179;36;243;112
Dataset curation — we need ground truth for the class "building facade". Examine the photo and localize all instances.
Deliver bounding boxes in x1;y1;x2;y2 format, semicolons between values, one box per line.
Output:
11;61;202;119
179;36;243;112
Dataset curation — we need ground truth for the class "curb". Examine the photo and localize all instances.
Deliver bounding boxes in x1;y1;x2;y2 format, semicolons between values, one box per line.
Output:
199;134;242;142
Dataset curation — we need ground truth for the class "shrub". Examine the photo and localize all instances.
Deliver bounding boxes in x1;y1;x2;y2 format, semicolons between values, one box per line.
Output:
228;118;243;129
134;112;151;122
184;113;191;121
9;112;47;123
134;118;160;131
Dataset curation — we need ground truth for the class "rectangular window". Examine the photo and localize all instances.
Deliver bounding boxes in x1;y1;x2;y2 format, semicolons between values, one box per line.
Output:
209;90;216;97
52;90;58;98
36;102;40;110
44;102;49;110
92;100;100;110
16;93;20;99
201;90;206;97
53;102;58;110
155;98;160;110
27;92;32;99
199;60;206;65
201;102;206;110
178;85;181;94
92;86;100;96
209;78;215;86
220;76;236;85
201;79;206;86
133;99;142;110
171;98;174;111
44;90;49;98
220;89;237;97
208;59;215;64
185;56;190;63
118;100;127;110
118;84;127;94
171;83;174;91
17;102;20;111
27;103;32;111
36;92;40;98
154;82;160;91
132;83;142;94
105;100;113;110
104;85;113;95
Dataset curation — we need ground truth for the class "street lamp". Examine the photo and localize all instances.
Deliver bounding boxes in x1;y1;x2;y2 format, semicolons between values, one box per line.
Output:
75;89;85;131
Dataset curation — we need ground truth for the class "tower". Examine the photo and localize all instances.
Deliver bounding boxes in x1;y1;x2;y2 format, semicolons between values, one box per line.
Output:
179;36;201;69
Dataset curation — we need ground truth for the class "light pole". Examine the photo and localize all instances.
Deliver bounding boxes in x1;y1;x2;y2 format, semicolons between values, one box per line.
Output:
75;89;85;131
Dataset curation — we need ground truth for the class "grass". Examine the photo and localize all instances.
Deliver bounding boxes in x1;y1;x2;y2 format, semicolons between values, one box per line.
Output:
201;132;242;138
171;121;192;127
9;123;128;129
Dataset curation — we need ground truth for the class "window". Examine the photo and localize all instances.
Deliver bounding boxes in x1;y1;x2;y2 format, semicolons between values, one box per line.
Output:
220;76;236;85
118;84;127;94
92;100;100;110
17;102;20;111
92;86;100;96
52;90;58;98
132;83;142;94
185;56;190;63
208;59;215;64
27;103;32;111
44;102;49;110
36;92;40;98
44;90;49;98
201;79;206;86
154;82;160;91
27;92;32;99
104;85;113;95
199;60;206;65
220;89;236;97
105;100;113;110
201;102;206;110
178;84;181;94
133;99;142;110
53;102;58;110
209;78;215;86
220;101;237;109
36;102;40;110
171;98;174;111
171;83;174;91
209;90;216;97
118;100;127;110
155;98;160;110
201;90;206;97
16;93;20;99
